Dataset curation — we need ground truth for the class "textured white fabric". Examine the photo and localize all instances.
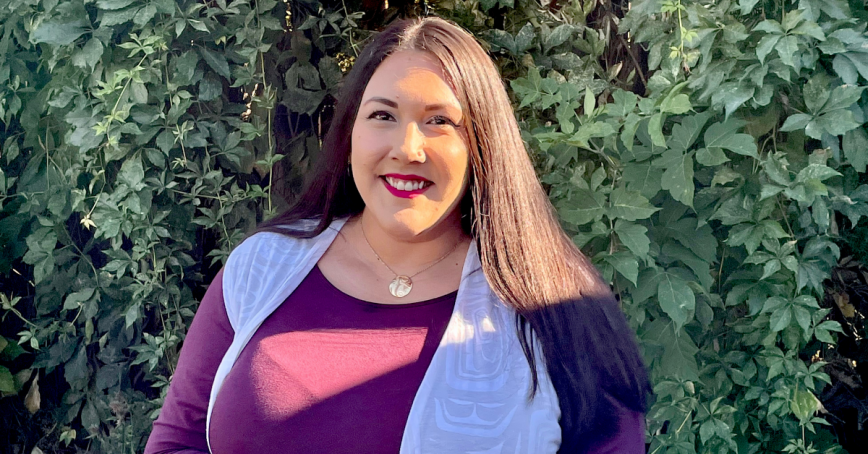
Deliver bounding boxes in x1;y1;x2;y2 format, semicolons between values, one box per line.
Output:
206;219;561;453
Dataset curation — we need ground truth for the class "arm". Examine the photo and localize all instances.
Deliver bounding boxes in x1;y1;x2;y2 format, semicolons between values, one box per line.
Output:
144;269;234;454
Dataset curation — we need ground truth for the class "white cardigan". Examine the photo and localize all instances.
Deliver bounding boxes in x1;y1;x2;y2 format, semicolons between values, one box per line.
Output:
207;218;561;453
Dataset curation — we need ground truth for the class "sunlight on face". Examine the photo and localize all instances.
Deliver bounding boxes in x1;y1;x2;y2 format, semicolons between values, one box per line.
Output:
351;50;470;240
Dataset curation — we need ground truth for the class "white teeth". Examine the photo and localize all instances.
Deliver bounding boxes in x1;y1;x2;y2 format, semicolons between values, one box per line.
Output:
386;177;428;191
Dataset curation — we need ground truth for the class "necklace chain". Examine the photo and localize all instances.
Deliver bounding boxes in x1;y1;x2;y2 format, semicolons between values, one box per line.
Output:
359;221;462;297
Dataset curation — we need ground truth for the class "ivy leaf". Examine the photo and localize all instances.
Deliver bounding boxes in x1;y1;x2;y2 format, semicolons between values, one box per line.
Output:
607;188;660;221
622;163;663;199
513;23;536;55
780;113;812;132
704;119;759;158
479;0;498;10
603;252;639;285
697;147;729;166
198;75;222;101
790;389;821;422
739;0;760;14
658;272;696;330
647;113;667;147
559;189;606;225
64;288;95;311
756;35;781;64
72;39;104;70
64;345;89;386
199;47;231;80
96;0;138;9
119;157;145;189
796;164;841;183
669;112;711;152
653;149;695;207
775;35;800;67
31;19;89;45
642;320;700;380
770;306;793;331
614;220;651;257
544;24;573;52
843;128;868;172
0;366;15;393
660;94;692;114
809;109;861;138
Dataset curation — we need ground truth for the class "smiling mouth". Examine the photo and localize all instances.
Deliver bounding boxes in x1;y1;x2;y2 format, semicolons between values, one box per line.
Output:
381;175;433;198
384;176;433;191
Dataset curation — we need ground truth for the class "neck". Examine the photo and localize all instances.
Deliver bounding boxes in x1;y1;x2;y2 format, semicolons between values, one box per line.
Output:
354;210;469;273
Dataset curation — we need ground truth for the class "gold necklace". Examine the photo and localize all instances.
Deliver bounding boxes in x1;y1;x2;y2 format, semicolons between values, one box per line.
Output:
359;222;462;298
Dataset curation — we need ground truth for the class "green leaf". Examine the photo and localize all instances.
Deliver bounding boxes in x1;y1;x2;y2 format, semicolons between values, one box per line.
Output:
583;88;595;116
64;345;88;385
560;189;606;225
119;158;145;189
809;109;861;138
756;35;781;64
660;94;691;114
72;39;104;70
697;147;730;166
648;113;667;147
199;75;222;101
513;23;535;55
614;220;650;257
0;365;15;393
796;164;841;183
604;253;639;285
622;163;662;199
544;24;573;52
200;47;231;79
780;113;812;132
658;273;696;330
704;119;759;159
804;75;832;114
770;306;793;332
775;35;799;67
653;149;695;207
607;188;660;221
822;84;865;113
100;7;138;27
669;112;711;152
843;128;868;172
96;0;137;9
739;0;760;14
643;320;700;380
64;288;95;311
790;389;821;422
31;20;89;45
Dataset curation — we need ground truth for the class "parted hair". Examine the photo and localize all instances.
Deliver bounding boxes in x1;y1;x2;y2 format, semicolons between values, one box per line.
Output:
259;16;650;452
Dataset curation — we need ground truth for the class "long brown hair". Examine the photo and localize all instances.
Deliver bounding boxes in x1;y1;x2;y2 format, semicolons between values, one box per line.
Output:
260;17;650;452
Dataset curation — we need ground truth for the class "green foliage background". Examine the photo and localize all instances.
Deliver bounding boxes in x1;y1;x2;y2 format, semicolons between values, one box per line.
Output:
1;0;867;452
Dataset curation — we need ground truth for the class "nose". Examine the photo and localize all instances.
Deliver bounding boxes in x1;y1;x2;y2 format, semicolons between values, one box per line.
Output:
396;121;426;163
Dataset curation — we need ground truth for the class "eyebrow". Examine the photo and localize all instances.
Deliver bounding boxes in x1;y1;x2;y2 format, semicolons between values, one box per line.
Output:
362;97;461;113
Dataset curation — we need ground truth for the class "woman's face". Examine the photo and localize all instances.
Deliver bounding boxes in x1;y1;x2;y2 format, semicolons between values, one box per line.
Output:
351;50;470;240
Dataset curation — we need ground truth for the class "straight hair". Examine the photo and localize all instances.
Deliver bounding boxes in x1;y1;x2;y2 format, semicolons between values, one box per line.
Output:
259;17;650;452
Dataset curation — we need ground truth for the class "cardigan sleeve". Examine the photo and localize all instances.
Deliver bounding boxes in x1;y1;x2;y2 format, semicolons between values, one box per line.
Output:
144;269;234;454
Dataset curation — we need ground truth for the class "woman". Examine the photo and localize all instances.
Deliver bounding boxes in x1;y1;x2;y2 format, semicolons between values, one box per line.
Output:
145;17;649;454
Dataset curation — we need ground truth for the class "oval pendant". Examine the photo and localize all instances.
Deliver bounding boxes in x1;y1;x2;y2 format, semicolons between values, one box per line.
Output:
389;276;413;298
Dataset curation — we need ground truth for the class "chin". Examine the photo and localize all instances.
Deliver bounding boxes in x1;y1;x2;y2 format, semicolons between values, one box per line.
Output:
383;209;450;240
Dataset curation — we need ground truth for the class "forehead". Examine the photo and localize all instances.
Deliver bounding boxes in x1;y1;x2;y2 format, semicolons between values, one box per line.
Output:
363;50;462;110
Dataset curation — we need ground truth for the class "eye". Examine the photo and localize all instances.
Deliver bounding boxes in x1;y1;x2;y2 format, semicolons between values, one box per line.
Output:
429;115;459;127
367;110;395;122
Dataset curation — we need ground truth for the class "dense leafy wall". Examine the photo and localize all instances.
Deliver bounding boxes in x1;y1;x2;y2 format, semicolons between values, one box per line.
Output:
1;0;866;453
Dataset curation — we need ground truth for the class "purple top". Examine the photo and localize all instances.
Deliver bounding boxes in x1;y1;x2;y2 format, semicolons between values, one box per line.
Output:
144;266;646;454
